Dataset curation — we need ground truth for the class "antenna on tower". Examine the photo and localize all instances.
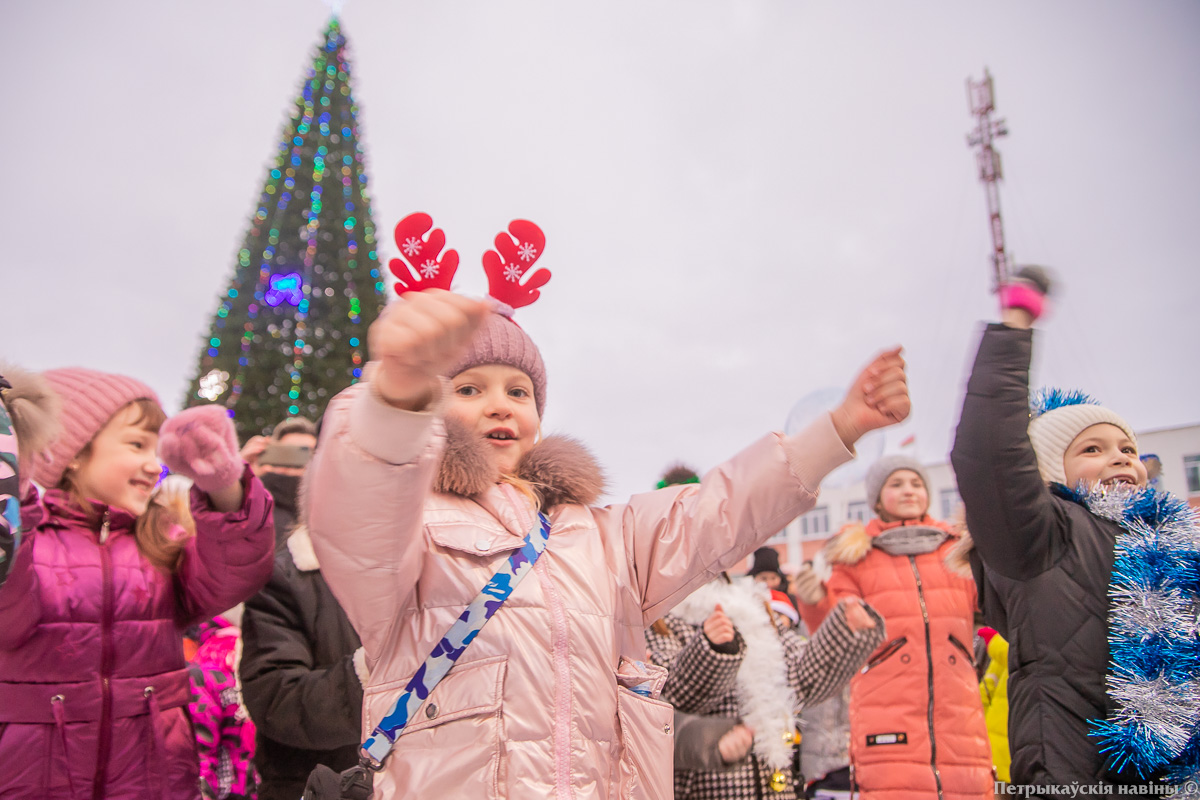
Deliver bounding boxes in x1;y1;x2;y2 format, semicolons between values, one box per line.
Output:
966;68;1012;303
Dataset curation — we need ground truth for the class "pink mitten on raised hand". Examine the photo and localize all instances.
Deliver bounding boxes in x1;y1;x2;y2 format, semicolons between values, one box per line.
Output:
158;405;243;494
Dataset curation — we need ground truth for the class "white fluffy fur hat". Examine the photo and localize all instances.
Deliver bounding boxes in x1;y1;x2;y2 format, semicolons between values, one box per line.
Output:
1027;389;1135;486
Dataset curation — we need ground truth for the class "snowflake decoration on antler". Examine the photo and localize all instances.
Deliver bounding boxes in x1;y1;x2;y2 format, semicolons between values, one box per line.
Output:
388;213;459;295
482;220;550;309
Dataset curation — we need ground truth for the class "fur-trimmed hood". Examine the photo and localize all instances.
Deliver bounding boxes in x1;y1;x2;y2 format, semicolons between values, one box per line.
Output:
434;416;606;508
824;516;970;576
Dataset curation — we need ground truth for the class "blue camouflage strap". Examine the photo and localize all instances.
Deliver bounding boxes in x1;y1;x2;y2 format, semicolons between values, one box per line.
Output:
361;511;551;767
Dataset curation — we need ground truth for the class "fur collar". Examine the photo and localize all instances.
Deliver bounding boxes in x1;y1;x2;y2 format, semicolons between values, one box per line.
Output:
943;530;975;579
435;417;606;508
287;525;320;572
825;517;961;567
672;578;797;771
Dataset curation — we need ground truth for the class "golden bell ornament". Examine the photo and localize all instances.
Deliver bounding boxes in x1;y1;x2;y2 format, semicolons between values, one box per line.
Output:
769;770;788;792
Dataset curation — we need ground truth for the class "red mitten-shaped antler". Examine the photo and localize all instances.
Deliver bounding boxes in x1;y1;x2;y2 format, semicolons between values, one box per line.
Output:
482;220;550;309
388;213;460;295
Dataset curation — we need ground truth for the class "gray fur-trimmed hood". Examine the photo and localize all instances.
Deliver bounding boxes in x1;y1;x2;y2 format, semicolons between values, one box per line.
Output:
434;416;606;508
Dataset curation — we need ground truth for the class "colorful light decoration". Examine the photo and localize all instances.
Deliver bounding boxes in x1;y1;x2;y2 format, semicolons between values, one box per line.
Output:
265;272;305;307
187;16;385;434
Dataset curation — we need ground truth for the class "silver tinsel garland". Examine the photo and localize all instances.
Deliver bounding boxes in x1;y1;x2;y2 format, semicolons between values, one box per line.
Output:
1054;482;1200;783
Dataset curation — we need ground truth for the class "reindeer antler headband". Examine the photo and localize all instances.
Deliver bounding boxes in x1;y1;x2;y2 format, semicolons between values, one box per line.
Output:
388;213;551;314
388;213;551;415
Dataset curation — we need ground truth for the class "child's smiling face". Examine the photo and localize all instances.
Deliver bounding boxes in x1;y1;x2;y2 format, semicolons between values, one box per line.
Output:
1062;424;1148;491
70;403;163;516
447;364;540;476
875;469;929;522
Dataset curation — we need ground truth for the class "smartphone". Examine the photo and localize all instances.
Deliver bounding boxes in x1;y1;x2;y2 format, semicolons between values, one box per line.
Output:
259;443;313;468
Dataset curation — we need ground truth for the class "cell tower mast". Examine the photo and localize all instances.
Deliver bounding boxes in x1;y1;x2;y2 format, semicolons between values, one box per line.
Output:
966;68;1012;299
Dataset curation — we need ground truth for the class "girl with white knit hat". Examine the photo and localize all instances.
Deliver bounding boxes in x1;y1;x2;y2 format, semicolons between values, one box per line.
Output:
950;268;1199;792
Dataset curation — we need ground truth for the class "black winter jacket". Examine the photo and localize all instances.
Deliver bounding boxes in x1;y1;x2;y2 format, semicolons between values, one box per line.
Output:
239;526;364;800
950;324;1161;793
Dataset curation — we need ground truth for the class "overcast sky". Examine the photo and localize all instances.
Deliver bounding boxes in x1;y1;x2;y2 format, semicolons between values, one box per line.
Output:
4;1;1198;503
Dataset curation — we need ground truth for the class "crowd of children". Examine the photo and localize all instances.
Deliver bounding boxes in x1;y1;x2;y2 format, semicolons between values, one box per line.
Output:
0;243;1196;800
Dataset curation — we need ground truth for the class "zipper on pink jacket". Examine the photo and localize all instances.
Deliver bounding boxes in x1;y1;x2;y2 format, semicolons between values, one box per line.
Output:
500;485;574;800
93;512;114;800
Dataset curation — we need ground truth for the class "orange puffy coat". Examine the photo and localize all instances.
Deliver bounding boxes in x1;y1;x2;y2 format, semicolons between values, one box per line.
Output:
821;516;992;800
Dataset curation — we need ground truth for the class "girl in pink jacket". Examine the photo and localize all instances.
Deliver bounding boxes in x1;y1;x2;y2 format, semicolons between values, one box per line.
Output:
306;220;912;800
0;367;275;799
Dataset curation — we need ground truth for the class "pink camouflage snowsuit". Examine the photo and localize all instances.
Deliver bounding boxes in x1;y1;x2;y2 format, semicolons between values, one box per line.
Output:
188;616;258;799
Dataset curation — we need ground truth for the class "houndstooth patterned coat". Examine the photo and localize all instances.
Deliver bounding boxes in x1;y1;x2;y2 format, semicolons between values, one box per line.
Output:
647;597;882;800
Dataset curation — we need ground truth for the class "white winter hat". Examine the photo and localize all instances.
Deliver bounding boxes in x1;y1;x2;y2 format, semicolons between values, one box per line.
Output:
1027;389;1136;486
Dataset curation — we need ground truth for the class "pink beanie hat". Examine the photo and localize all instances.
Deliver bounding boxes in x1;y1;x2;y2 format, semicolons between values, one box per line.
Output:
34;367;160;489
448;312;548;417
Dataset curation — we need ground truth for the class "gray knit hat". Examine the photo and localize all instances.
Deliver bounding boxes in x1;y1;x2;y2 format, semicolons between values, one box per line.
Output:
447;312;547;417
865;455;930;511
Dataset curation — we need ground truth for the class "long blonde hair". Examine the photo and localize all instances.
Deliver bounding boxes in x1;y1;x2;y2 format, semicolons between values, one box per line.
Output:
499;473;543;512
59;399;194;573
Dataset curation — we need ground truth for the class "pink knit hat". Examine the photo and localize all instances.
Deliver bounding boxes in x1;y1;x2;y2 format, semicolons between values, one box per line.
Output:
388;214;552;418
448;312;548;417
34;368;160;489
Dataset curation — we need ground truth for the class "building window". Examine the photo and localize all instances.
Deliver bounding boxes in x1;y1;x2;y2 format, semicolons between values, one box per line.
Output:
800;506;829;538
1185;455;1200;495
846;501;870;523
940;488;962;520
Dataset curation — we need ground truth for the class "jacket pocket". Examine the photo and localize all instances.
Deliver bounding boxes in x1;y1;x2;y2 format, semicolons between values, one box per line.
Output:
947;633;976;668
615;687;674;800
364;655;507;798
862;636;907;673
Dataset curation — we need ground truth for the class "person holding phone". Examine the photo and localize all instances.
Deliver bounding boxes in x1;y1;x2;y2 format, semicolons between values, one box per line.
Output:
241;417;317;550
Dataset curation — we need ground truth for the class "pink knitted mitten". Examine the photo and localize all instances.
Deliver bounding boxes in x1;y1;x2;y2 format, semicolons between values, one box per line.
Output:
158;405;244;494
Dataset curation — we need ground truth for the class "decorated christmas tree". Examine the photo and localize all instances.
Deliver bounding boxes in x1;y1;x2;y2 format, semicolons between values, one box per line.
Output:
184;16;386;438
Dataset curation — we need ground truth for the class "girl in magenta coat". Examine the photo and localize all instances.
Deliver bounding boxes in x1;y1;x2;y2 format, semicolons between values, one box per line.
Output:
0;368;275;799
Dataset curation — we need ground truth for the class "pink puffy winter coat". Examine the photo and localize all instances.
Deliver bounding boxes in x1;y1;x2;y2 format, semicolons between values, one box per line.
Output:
306;382;854;800
0;469;274;800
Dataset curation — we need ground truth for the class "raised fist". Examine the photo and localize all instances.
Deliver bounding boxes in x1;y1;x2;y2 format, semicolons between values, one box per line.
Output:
792;564;827;606
830;348;910;448
999;264;1054;325
159;405;243;494
368;290;491;410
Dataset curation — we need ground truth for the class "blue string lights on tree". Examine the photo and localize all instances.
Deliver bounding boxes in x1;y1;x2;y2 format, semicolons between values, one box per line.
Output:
184;16;386;437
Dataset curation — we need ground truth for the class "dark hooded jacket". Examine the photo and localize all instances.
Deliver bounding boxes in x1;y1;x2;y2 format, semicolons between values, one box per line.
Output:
950;324;1162;793
239;525;364;800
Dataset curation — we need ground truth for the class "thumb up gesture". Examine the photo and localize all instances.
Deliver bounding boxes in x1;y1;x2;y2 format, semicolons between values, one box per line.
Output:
368;290;491;410
703;603;736;646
